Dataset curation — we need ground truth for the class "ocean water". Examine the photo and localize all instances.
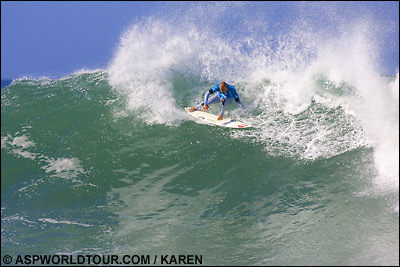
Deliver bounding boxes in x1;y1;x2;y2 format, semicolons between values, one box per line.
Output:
2;2;399;266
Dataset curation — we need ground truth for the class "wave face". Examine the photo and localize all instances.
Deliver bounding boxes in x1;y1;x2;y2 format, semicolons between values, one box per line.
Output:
2;2;398;265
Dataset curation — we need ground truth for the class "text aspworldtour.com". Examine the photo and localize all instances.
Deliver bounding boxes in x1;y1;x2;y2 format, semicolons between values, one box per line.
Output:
2;254;203;265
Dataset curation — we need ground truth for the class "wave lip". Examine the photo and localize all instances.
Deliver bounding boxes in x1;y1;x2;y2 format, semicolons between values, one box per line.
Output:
106;3;399;202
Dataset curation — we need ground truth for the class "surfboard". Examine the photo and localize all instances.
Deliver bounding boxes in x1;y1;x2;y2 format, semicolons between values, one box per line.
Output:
185;107;251;129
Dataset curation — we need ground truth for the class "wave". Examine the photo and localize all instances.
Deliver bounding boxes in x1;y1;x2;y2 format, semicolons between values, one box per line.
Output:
1;3;398;262
4;3;392;201
106;3;398;198
1;3;397;209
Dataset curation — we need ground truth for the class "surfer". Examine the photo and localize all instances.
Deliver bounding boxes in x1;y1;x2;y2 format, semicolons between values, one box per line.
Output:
188;82;245;120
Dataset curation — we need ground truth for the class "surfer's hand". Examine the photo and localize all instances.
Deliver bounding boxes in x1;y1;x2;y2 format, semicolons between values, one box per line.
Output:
217;114;223;120
203;105;209;112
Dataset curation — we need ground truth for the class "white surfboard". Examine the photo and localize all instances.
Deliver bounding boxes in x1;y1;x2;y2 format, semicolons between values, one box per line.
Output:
185;107;251;129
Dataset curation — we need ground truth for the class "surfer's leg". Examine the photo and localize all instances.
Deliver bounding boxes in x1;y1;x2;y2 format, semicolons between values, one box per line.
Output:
206;94;222;106
189;101;208;112
192;94;221;111
193;102;203;110
220;97;233;116
189;94;221;112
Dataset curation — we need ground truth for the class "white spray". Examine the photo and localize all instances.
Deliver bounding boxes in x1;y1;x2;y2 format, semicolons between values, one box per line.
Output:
107;2;398;200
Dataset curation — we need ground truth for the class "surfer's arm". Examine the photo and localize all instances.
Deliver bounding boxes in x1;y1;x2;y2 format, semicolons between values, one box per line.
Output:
220;97;228;116
203;89;214;105
235;97;245;110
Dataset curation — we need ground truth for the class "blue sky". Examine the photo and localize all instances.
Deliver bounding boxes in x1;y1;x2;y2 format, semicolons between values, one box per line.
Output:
1;1;399;79
1;1;159;79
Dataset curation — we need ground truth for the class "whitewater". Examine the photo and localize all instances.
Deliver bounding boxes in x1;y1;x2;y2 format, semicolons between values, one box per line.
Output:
2;2;398;265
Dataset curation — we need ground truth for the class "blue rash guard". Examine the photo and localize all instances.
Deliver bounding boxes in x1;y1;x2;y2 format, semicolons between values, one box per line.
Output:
195;83;245;116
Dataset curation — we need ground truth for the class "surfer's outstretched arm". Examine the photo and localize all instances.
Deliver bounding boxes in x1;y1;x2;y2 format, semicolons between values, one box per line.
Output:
235;97;245;110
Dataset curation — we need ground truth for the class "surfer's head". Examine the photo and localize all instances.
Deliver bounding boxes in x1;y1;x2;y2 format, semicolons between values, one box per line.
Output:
219;82;228;94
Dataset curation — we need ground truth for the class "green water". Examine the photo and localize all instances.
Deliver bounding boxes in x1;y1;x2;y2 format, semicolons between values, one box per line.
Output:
1;72;398;265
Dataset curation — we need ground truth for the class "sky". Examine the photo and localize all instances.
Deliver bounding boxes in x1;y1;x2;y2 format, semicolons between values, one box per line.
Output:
1;1;399;80
1;1;159;79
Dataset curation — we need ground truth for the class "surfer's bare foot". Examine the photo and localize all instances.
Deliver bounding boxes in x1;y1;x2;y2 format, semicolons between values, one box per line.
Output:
188;107;196;112
217;114;223;120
